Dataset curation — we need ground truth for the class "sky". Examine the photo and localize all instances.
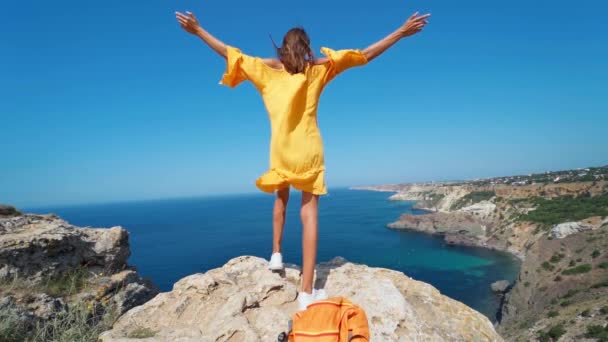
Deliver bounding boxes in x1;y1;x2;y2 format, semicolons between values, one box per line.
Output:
1;0;607;208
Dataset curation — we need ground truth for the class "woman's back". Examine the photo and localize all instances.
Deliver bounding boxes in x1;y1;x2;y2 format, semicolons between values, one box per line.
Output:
219;45;368;194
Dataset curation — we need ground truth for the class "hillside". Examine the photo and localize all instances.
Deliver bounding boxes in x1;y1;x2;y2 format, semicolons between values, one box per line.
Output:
359;166;608;341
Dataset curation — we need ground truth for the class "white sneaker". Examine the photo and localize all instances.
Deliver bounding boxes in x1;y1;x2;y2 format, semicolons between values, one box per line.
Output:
313;288;328;300
297;291;314;311
268;252;283;271
297;289;328;311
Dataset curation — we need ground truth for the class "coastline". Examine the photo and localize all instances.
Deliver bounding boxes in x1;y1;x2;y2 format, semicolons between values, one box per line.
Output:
351;186;526;260
1;205;505;341
351;179;608;341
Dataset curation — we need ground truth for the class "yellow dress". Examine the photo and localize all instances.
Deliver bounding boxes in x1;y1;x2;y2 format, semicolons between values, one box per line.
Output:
219;45;368;195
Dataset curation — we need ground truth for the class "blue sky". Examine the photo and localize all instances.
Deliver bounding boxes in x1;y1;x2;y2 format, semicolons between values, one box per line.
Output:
1;0;607;207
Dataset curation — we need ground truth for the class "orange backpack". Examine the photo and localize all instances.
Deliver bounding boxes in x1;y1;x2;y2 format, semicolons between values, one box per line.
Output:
286;296;370;342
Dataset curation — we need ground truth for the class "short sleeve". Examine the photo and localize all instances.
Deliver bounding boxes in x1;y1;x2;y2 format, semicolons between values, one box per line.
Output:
320;47;368;83
219;46;269;89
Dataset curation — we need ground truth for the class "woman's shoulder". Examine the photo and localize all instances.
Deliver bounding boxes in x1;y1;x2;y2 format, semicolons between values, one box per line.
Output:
260;58;285;71
259;57;330;73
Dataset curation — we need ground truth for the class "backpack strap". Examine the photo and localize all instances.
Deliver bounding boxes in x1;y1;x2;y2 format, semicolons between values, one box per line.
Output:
277;320;293;342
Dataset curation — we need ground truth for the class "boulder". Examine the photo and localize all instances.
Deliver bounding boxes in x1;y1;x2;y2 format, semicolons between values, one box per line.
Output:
490;280;510;293
100;256;502;342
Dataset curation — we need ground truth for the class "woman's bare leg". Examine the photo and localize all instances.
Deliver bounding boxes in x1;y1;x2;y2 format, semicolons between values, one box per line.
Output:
300;191;319;293
273;187;290;253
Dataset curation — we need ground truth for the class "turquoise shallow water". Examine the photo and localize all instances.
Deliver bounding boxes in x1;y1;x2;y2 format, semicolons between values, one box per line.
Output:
26;188;520;320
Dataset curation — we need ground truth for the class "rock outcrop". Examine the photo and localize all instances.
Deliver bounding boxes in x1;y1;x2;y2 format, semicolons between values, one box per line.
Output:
0;211;159;338
490;280;510;293
387;211;490;248
550;221;594;239
0;204;21;217
0;214;131;282
100;256;502;342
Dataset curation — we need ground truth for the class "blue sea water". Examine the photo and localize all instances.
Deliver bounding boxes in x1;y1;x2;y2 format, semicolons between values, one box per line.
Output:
26;188;519;320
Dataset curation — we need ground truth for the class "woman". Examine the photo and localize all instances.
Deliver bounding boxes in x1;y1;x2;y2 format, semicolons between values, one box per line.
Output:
176;8;429;311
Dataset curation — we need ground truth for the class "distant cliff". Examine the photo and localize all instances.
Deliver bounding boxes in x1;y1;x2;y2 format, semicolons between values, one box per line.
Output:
361;179;608;341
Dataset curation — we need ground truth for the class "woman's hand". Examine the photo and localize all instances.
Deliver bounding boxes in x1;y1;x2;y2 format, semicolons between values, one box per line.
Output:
398;12;431;38
362;10;430;62
175;11;201;35
174;10;228;58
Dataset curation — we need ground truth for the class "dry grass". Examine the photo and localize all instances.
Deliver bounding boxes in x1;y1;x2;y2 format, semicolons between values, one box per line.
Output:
0;268;119;342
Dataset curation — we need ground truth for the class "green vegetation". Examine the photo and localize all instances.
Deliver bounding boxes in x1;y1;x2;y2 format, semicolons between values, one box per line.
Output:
542;261;556;272
560;300;571;307
451;191;496;210
0;308;28;342
585;324;608;341
568;260;576;267
599;262;608;269
591;280;608;288
0;302;117;342
550;253;565;263
0;268;118;342
518;320;534;330
517;193;608;227
33;302;117;342
600;306;608;315
0;267;89;297
581;309;591;317
40;267;89;297
562;264;592;275
562;289;580;299
547;310;559;318
508;198;530;205
538;323;566;342
524;281;531;287
423;192;445;210
592;250;601;258
127;327;157;339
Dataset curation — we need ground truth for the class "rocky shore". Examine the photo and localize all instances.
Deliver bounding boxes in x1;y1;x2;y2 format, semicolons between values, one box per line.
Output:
360;179;608;340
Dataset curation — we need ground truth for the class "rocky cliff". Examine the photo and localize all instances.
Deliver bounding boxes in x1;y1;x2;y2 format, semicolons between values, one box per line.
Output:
386;181;607;258
0;208;158;341
364;180;608;341
100;256;502;341
498;227;608;341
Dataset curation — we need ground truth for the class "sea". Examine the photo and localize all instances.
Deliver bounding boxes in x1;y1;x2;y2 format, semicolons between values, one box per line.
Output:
26;188;520;321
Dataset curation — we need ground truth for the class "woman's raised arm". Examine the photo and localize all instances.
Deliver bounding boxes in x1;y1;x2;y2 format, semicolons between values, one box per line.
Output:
175;11;228;59
362;12;430;62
